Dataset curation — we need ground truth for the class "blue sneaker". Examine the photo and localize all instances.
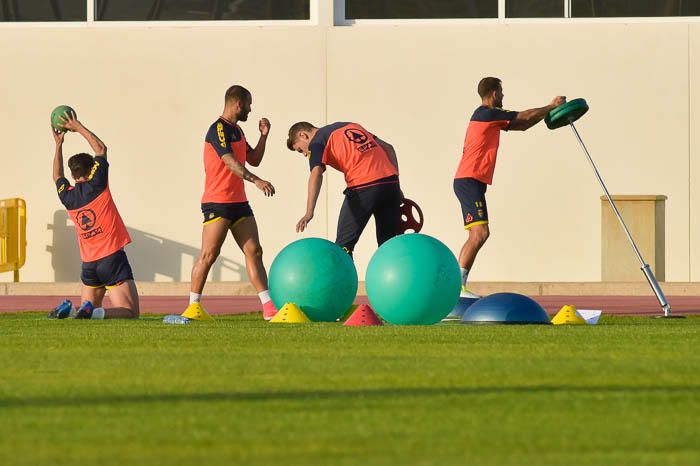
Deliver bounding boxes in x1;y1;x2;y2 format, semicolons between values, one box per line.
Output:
48;299;74;319
73;301;94;319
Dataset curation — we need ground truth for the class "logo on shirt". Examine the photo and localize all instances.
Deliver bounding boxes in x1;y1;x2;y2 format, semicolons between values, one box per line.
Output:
58;183;66;194
87;161;100;181
217;122;226;148
81;227;103;239
344;128;368;145
75;209;97;231
465;213;474;224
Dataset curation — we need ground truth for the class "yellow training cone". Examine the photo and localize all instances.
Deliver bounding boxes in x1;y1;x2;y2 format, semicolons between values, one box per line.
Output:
551;304;586;325
270;303;311;323
181;302;213;321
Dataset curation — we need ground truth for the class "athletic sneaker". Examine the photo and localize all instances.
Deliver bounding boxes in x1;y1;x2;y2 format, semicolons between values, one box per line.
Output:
460;286;481;299
73;301;95;319
48;299;74;319
262;300;278;321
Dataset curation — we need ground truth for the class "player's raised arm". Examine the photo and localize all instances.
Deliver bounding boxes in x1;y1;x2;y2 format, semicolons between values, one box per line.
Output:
221;153;275;196
509;96;566;131
51;127;66;182
59;111;108;158
246;117;270;167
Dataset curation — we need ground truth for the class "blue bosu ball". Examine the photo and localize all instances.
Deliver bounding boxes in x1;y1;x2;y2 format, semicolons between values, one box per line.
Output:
461;292;551;325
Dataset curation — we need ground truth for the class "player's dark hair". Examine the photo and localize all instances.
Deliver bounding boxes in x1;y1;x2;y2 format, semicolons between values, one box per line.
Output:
68;153;95;179
286;122;317;150
225;85;251;105
478;77;502;99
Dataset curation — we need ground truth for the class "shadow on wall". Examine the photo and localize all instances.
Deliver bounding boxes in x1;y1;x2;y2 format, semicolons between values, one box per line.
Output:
47;210;245;281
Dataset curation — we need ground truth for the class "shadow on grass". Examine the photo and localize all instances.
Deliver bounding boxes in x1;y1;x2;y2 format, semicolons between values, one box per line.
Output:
2;385;698;409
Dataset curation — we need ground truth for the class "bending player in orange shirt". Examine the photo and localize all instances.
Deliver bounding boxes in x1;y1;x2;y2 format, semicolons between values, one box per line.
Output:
454;77;565;298
286;122;401;257
49;111;139;319
185;85;278;320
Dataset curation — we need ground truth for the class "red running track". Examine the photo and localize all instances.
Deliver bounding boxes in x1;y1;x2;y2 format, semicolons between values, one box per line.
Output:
1;295;699;316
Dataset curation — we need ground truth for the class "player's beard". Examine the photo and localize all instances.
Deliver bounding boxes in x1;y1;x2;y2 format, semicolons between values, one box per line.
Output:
237;110;249;121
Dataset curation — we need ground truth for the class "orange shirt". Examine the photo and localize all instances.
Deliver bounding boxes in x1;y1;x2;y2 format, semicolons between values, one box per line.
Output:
56;156;131;262
309;122;398;189
454;106;519;185
201;117;252;204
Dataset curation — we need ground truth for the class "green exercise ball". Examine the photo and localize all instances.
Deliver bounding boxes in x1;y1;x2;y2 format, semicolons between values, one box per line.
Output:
366;233;461;325
269;238;358;322
51;105;75;133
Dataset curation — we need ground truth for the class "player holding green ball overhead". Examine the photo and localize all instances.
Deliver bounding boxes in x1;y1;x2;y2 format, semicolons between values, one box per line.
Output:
49;108;140;319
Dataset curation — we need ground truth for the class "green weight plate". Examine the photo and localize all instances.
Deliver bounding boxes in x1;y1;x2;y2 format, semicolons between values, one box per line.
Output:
546;98;588;126
549;98;588;123
545;98;589;130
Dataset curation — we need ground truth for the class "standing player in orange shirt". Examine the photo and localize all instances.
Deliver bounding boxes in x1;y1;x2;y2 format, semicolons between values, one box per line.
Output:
286;122;401;256
454;77;565;297
185;85;278;320
49;111;139;319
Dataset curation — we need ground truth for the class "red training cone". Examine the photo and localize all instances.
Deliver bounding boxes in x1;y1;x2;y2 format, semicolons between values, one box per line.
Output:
344;304;383;326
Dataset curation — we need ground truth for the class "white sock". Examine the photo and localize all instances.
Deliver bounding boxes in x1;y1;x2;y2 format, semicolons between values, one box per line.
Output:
460;268;469;287
189;292;202;305
258;290;271;305
91;307;105;320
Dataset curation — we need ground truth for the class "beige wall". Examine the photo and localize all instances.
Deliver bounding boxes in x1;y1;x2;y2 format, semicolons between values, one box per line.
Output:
690;24;700;282
0;22;696;283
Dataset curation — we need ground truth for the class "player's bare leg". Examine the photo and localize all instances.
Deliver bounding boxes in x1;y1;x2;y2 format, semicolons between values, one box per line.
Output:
191;218;232;294
81;285;107;308
232;216;276;319
232;216;267;291
74;281;139;319
103;280;140;318
458;223;489;298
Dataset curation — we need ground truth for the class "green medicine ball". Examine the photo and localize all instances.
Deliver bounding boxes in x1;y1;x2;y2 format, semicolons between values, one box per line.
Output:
51;105;75;133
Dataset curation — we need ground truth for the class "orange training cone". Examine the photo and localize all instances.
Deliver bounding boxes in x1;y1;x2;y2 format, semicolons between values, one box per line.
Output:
344;304;383;326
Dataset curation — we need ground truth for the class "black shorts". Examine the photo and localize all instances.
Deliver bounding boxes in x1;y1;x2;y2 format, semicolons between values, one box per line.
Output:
454;177;489;229
201;202;254;227
81;249;134;288
336;181;402;255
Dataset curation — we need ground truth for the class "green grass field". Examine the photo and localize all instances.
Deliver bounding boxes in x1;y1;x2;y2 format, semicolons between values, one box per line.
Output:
1;313;699;466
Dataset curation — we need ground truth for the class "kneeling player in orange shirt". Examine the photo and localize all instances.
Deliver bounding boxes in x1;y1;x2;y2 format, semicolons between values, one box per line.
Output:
49;112;139;319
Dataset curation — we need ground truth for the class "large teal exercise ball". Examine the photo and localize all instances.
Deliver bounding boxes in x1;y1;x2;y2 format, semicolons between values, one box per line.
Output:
366;234;461;325
269;238;358;322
